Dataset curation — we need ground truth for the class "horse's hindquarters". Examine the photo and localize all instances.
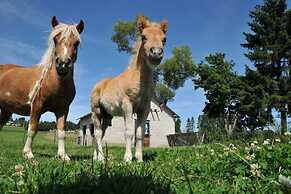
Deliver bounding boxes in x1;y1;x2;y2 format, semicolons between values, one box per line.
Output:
0;66;40;116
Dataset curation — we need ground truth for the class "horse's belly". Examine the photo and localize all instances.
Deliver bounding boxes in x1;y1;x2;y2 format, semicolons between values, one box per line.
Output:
0;86;31;115
100;98;123;116
0;99;30;115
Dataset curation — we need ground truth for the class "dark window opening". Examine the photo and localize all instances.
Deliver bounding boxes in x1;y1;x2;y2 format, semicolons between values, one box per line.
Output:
144;120;150;137
90;124;94;136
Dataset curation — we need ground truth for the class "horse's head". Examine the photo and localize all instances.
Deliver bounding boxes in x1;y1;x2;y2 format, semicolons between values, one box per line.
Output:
137;15;168;68
51;16;84;77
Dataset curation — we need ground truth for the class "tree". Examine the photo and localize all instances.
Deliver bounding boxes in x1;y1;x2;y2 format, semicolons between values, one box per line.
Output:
66;121;79;131
38;121;56;131
241;0;291;133
237;67;274;131
185;118;191;133
14;117;27;127
193;53;240;135
112;18;138;53
111;16;196;104
175;118;181;133
37;121;78;131
197;114;226;142
190;117;195;132
185;117;195;133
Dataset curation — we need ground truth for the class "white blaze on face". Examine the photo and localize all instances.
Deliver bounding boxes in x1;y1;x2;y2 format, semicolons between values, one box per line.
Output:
63;46;68;57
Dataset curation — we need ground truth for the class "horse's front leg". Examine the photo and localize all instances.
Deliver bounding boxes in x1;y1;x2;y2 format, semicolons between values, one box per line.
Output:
135;111;148;162
123;101;134;162
23;114;40;159
55;112;70;161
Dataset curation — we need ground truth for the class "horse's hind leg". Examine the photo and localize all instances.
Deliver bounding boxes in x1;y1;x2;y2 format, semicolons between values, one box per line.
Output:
0;109;12;130
91;109;106;161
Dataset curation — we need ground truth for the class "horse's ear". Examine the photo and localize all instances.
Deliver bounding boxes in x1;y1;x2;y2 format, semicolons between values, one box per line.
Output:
51;16;59;28
76;20;84;34
137;15;148;34
160;20;168;34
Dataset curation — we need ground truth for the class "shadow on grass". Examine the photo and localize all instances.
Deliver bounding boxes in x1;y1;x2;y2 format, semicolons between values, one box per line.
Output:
38;150;158;162
142;151;158;162
37;153;93;161
39;172;173;194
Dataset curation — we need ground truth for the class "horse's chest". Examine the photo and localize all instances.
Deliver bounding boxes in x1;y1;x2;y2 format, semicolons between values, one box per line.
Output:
133;84;152;111
45;83;75;109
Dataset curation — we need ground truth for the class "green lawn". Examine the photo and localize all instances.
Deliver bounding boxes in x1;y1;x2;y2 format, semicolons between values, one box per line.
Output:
0;126;290;194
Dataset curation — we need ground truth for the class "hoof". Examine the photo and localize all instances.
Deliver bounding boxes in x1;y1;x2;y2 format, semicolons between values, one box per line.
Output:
57;153;70;161
93;155;105;162
135;153;143;162
136;159;143;163
124;154;132;162
23;151;34;160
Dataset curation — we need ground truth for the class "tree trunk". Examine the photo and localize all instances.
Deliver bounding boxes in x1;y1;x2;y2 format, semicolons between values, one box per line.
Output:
280;109;287;134
224;113;236;137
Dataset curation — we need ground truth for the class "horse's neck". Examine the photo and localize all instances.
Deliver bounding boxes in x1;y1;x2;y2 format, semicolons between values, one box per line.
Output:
44;64;74;86
130;45;154;86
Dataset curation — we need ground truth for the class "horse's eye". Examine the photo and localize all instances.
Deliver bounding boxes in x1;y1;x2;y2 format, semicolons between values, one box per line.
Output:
142;35;147;42
162;38;166;44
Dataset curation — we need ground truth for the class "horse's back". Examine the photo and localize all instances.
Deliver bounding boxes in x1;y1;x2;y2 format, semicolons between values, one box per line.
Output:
0;64;22;77
91;78;112;104
0;64;41;115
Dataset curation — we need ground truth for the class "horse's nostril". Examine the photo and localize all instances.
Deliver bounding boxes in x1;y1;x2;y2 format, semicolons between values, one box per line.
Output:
150;47;163;56
66;58;72;65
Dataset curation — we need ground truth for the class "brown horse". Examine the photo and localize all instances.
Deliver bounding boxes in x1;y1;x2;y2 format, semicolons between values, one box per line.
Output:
91;16;168;162
0;16;84;160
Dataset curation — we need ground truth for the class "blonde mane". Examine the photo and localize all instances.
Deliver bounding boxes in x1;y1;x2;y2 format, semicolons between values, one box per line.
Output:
128;38;143;69
28;24;81;105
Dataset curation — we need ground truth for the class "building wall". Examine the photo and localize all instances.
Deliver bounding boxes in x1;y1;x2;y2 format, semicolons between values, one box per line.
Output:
147;101;175;147
78;101;175;147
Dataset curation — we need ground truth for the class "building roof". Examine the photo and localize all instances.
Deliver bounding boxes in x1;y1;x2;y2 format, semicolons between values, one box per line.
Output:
151;96;179;118
78;97;179;121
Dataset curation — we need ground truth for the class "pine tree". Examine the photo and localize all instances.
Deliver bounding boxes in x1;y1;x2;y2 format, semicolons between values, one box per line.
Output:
237;67;274;131
175;118;181;133
190;117;195;132
242;0;291;133
186;118;191;133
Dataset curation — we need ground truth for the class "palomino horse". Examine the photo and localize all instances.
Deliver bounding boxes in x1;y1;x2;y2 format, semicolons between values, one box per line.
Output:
0;16;84;160
91;16;168;162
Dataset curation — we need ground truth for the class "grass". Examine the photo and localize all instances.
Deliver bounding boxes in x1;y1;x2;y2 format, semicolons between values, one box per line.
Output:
0;126;291;194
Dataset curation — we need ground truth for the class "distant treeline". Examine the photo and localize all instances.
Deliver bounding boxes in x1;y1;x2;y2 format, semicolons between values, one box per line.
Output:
11;118;78;131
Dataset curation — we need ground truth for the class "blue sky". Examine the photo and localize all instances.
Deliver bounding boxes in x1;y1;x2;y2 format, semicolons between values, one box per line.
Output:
0;0;290;128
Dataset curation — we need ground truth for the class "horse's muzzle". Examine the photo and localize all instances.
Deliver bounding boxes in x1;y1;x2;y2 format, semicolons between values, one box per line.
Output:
149;55;162;66
56;63;70;76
